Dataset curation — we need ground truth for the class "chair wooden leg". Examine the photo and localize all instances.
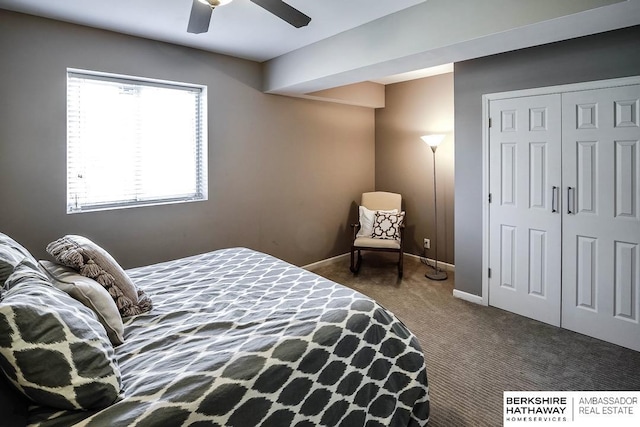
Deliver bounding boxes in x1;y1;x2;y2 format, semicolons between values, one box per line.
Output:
349;248;356;273
398;251;404;277
351;248;362;274
349;248;360;274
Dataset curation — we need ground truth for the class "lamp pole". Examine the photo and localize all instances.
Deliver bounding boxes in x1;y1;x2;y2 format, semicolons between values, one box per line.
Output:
421;135;447;281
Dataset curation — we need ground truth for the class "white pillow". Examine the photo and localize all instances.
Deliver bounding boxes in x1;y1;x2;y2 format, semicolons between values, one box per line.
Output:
356;206;398;238
39;260;125;346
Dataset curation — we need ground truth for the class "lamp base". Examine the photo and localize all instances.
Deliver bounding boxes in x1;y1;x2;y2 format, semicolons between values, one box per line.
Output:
426;268;448;281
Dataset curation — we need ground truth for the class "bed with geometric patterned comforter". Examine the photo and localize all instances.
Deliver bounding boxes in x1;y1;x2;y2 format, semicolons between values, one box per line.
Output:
19;247;429;426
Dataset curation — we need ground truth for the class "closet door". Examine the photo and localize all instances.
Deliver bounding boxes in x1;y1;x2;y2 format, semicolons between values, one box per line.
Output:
562;84;640;352
488;94;562;326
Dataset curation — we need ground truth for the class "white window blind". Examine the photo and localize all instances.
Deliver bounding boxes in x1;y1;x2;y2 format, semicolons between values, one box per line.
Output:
66;69;207;213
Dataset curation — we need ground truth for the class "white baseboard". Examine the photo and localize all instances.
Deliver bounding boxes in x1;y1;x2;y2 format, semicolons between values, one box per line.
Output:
305;252;486;306
405;253;455;271
302;253;349;270
453;289;485;305
304;252;455;271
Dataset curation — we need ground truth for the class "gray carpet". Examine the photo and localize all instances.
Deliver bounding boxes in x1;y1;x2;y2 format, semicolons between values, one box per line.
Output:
308;253;640;427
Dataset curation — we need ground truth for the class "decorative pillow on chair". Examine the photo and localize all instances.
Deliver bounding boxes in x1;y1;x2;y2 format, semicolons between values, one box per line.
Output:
356;206;398;238
0;262;122;410
46;235;152;318
372;211;405;240
39;261;125;346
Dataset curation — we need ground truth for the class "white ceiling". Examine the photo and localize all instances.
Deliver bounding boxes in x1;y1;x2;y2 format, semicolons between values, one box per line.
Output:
1;0;638;95
0;0;426;62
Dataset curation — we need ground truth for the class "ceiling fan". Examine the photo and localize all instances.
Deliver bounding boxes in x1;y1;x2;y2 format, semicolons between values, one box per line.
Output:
188;0;312;34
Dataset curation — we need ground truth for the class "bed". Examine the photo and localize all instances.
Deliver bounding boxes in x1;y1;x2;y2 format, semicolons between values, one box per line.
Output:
0;233;429;426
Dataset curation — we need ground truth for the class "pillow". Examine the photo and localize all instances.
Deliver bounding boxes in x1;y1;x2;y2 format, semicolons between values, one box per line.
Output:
372;211;405;240
0;232;40;289
0;263;122;410
2;257;50;293
39;261;125;346
356;206;398;238
46;235;152;317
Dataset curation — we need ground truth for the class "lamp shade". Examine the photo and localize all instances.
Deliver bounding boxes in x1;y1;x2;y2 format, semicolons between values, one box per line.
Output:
421;134;446;147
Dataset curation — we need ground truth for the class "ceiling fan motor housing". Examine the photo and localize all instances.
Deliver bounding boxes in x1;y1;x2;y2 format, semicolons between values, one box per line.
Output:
199;0;229;8
189;0;310;34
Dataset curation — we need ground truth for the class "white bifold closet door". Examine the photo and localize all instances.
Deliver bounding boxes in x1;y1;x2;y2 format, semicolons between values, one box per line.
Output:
561;85;640;352
488;94;563;327
488;83;640;352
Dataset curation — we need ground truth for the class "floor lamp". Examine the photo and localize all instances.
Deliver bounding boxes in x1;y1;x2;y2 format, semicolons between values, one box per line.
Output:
421;134;448;281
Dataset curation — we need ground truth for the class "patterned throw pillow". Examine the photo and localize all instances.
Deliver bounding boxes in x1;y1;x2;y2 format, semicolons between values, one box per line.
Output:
0;263;122;410
2;258;49;290
46;235;152;318
0;232;41;290
372;211;405;240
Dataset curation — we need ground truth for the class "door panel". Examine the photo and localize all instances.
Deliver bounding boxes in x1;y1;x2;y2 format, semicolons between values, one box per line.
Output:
528;229;547;297
615;241;637;321
615;140;637;218
562;84;640;352
489;94;562;326
576;141;597;213
576;236;597;310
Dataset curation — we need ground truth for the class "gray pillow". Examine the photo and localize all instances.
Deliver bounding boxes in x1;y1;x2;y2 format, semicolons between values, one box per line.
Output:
46;235;152;317
0;262;122;410
39;261;125;346
0;232;40;289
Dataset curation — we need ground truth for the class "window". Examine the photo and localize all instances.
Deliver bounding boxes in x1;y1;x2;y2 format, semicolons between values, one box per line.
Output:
66;69;207;213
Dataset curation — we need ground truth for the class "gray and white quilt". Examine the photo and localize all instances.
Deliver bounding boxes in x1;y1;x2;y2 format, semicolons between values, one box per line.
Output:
28;248;429;426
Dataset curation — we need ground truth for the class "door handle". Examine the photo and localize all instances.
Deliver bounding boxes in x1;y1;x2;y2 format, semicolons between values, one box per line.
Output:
567;187;575;214
552;186;558;213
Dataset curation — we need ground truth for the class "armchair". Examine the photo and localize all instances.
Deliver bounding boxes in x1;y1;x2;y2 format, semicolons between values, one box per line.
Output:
350;191;405;277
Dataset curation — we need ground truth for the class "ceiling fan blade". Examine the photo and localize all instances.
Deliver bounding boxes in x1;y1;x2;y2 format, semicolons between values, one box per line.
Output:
250;0;311;28
187;0;213;34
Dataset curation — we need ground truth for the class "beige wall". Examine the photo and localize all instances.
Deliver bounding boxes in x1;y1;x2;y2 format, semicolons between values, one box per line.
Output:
375;73;455;264
0;10;375;268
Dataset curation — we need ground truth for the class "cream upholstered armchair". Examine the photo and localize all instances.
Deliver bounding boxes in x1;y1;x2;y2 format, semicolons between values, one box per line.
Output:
350;191;405;277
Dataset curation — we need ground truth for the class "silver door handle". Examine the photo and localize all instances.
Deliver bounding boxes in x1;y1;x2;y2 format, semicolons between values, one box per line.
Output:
567;187;575;214
552;186;558;213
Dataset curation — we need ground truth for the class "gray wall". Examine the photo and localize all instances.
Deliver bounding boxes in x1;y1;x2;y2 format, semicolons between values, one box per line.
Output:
375;73;454;264
454;25;640;297
0;10;375;268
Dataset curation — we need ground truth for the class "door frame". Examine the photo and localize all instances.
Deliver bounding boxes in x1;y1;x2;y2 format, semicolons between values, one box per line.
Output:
481;75;640;306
